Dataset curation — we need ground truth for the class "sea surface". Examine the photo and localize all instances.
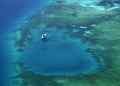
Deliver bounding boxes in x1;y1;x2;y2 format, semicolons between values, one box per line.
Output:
0;0;48;85
0;0;119;86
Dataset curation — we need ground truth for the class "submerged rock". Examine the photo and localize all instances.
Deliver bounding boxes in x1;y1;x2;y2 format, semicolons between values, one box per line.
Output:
98;0;120;7
17;48;24;52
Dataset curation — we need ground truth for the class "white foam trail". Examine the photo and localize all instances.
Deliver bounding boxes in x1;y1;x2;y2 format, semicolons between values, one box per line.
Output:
88;5;105;10
54;0;120;10
65;0;105;10
106;6;119;10
65;0;100;5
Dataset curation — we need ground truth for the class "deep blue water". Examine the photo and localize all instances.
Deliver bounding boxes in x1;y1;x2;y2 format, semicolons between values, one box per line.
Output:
20;27;97;75
0;0;48;85
0;0;48;30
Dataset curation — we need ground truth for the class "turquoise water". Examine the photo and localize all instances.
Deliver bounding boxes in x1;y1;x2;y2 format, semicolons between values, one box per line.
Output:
19;27;98;75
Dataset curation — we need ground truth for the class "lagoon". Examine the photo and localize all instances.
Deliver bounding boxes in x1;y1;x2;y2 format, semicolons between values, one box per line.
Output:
20;27;98;75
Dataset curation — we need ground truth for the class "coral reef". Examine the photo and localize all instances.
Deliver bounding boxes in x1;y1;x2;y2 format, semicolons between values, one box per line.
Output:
97;0;120;7
12;0;120;86
14;0;117;49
